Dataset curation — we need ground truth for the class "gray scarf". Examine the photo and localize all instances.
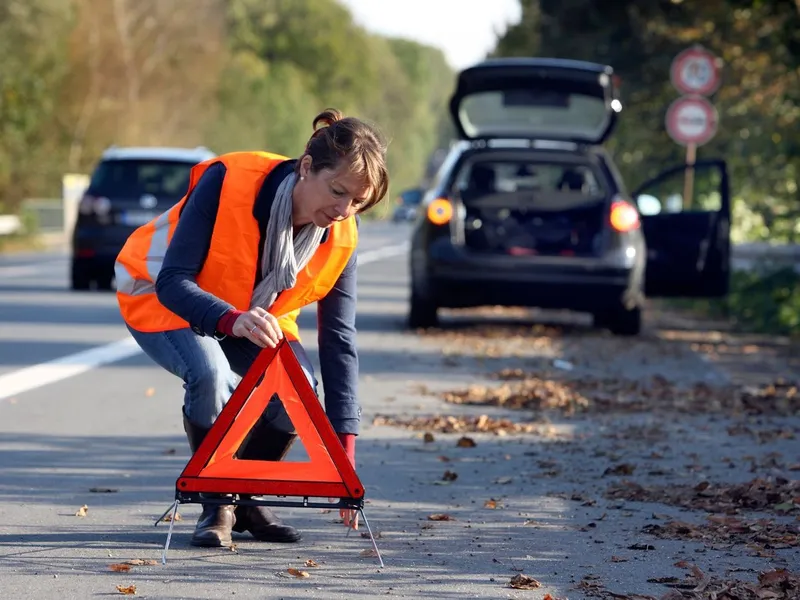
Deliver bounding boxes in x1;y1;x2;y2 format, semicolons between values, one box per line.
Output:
249;172;325;312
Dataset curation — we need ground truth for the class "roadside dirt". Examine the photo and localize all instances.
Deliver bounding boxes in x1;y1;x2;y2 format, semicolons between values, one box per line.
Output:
370;302;799;600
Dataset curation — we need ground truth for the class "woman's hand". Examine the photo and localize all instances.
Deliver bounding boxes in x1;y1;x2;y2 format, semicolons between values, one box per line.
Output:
232;307;283;348
329;433;358;529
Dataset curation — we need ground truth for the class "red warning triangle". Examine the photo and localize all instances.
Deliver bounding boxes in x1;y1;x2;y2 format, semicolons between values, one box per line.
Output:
176;340;364;501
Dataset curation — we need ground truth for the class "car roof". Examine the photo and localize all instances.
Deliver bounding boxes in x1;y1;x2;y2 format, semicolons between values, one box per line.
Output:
453;139;582;152
465;56;612;73
100;146;217;163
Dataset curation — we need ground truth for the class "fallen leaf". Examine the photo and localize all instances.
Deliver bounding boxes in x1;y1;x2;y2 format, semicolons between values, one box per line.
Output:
286;568;309;578
75;505;88;517
116;585;136;595
508;574;541;590
628;543;655;550
484;499;499;509
610;556;628;562
124;559;158;566
161;512;181;522
604;463;636;476
361;530;382;539
109;564;131;572
442;470;458;482
674;560;691;568
304;559;319;568
359;549;379;557
89;488;118;493
456;436;476;448
427;513;454;521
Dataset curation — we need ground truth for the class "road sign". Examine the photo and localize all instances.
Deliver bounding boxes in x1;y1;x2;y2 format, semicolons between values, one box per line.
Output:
665;95;719;146
670;46;721;96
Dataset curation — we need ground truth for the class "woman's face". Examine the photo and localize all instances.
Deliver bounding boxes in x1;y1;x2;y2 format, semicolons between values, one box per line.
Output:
293;156;371;228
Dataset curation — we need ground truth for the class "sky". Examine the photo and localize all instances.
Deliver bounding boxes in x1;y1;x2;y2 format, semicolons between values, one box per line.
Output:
336;0;523;70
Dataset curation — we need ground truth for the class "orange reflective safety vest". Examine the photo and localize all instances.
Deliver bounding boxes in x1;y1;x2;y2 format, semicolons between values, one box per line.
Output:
114;151;358;342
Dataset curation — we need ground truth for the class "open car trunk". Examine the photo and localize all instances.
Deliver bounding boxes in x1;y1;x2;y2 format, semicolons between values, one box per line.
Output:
454;158;610;257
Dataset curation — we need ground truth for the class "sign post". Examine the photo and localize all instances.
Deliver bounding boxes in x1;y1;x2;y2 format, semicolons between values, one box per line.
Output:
667;45;722;209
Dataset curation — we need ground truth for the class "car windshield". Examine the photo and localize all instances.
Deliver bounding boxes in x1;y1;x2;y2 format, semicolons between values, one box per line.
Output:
401;189;423;205
88;159;195;198
457;88;610;141
453;158;608;208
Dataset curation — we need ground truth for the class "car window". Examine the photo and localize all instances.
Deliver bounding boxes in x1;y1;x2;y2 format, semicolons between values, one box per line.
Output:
453;158;607;208
400;189;423;205
88;159;195;198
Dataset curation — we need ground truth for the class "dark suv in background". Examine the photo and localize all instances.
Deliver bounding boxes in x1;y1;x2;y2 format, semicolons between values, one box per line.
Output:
409;58;730;335
71;146;216;290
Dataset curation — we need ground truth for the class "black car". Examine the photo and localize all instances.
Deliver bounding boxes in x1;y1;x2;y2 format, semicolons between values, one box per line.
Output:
70;146;216;290
392;187;424;222
408;58;730;335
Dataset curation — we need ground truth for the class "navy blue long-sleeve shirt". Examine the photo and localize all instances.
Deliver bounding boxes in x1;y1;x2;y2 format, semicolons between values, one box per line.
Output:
154;159;361;435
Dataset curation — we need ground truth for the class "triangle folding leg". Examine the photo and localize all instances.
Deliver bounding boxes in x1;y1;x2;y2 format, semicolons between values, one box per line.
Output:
175;340;364;502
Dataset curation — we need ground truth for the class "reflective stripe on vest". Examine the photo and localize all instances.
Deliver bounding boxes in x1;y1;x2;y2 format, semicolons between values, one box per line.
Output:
114;208;172;298
114;151;358;341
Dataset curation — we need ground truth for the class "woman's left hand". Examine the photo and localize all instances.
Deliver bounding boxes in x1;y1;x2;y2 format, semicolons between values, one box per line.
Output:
330;432;358;529
341;507;359;530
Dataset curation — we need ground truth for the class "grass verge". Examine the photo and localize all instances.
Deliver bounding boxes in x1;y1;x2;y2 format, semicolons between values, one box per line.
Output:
665;267;800;337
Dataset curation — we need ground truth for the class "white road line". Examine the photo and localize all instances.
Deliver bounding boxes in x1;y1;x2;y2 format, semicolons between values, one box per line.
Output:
0;338;141;401
0;265;41;278
0;260;65;279
0;241;410;401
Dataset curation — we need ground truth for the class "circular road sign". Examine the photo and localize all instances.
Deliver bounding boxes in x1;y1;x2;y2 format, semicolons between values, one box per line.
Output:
665;95;719;146
670;46;721;96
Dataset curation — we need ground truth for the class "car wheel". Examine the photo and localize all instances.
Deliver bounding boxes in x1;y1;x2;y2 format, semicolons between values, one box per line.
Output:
408;290;438;329
70;261;92;290
604;306;642;336
95;268;114;291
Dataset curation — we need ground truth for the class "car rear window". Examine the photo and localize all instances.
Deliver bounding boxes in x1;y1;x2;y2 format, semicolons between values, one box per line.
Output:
453;157;608;208
401;189;423;205
88;159;195;198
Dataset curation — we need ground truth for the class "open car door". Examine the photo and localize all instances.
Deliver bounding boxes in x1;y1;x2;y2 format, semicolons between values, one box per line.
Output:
633;159;731;297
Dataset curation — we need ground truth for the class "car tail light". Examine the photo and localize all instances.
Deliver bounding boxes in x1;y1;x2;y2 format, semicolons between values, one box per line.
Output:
609;197;639;232
79;194;111;215
78;194;98;215
427;198;453;225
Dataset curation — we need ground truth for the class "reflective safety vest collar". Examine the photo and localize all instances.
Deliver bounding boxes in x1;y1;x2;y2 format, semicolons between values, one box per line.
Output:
114;151;358;342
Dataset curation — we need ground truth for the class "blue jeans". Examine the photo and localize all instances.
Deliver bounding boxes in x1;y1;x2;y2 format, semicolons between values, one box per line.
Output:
127;326;318;431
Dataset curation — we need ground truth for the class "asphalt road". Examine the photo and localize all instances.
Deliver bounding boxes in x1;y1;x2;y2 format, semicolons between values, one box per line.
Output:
0;221;797;600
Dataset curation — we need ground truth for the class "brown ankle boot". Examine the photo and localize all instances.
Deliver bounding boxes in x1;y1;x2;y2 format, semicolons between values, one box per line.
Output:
182;408;237;548
232;418;302;543
190;503;237;547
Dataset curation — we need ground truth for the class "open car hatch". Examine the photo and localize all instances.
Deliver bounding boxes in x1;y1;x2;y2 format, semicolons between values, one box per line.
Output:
449;58;622;144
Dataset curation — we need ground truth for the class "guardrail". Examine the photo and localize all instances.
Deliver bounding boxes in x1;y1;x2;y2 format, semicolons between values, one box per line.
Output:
22;198;65;233
731;242;800;273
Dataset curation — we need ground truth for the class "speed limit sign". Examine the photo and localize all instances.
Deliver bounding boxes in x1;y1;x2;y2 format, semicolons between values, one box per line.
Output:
665;95;719;146
670;46;721;96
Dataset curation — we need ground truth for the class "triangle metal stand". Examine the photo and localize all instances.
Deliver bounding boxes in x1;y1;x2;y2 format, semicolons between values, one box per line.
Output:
154;494;384;568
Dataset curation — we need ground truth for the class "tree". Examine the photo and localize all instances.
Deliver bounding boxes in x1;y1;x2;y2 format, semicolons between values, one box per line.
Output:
493;0;800;241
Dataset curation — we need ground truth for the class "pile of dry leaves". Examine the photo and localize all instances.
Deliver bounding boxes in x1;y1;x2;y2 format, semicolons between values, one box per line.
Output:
606;477;800;515
574;564;799;600
642;515;799;556
437;371;798;417
371;414;541;435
